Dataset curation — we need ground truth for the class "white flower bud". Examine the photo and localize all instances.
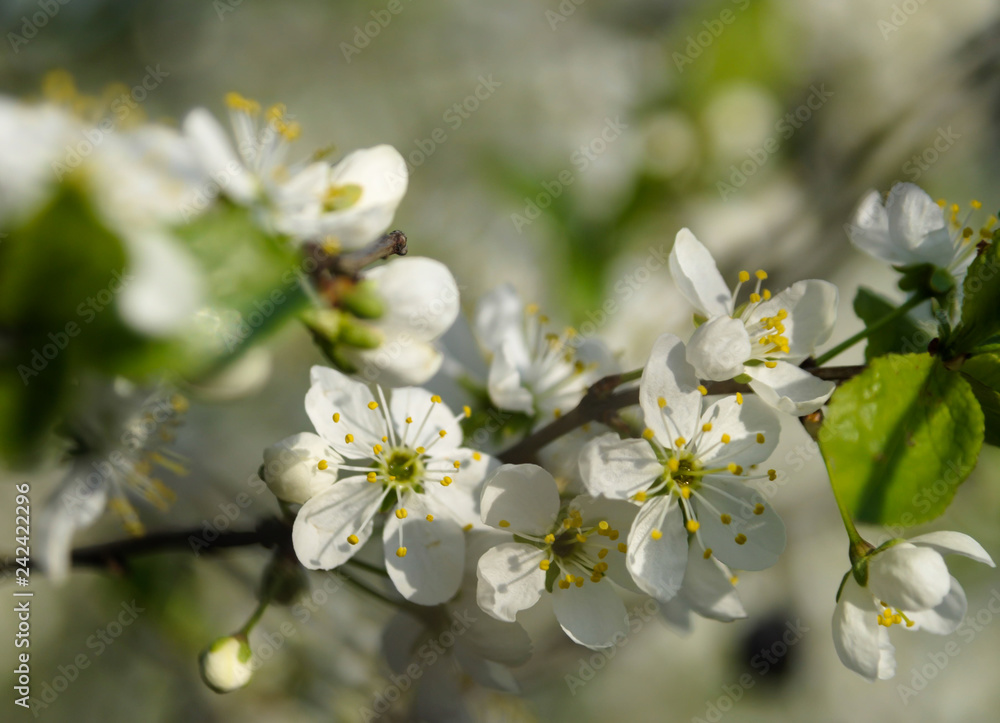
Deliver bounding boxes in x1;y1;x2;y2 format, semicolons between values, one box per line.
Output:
199;635;253;693
262;432;337;504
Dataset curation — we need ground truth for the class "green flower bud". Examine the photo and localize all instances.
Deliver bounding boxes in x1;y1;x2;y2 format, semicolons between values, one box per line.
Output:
199;635;253;693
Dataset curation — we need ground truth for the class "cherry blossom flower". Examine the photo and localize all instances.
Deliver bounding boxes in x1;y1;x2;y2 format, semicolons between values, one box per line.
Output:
669;228;838;415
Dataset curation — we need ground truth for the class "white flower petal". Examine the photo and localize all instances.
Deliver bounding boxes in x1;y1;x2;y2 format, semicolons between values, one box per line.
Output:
473;284;530;359
626;496;688;601
182;108;257;204
573;495;640;593
424;449;495;529
365;256;460;342
686;316;752;381
343;340;444;388
384;494;464;605
476;542;547;622
386;386;463;453
832;576;896;681
640;334;702;445
885;183;947;254
695;478;785;571
668;227;732;317
868;543;951;611
552;577;629;649
487;339;535;414
698;395;780;467
747;361;835;416
306;365;386;457
908;531;996;567
262;432;338;504
292;480;384;569
579;433;661;500
847;189;901;265
118;230;204;337
907;576;967;635
680;545;746;622
480;464;560;536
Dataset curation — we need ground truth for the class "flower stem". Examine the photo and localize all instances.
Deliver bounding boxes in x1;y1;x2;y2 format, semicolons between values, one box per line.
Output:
813;293;928;366
238;597;270;637
820;455;870;562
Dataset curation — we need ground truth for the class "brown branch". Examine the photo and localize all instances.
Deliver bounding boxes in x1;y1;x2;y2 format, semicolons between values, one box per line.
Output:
498;365;865;464
307;229;408;278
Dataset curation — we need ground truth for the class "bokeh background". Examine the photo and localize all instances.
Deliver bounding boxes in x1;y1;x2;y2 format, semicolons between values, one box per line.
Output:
3;0;1000;720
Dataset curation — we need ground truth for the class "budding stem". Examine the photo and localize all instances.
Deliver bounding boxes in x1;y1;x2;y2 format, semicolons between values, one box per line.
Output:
812;293;929;366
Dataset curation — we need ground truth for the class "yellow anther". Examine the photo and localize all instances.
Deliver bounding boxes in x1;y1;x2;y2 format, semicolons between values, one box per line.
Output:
680;487;691;499
936;198;947;208
499;520;510;528
703;548;713;559
225;92;260;114
657;396;667;408
382;436;388;443
762;289;771;301
426;514;434;522
686;520;700;533
609;530;619;541
368;401;378;410
463;523;473;531
472;452;482;461
734;533;747;545
366;472;377;483
667;458;680;472
767;469;777;481
406;417;413;424
416;446;426;454
347;534;359;545
754;503;765;515
565;574;575;584
651;529;663;541
721;433;731;444
395;508;408;519
739;270;750;283
598;521;609;531
972;199;983;209
540;559;550;571
720;514;732;525
389;476;396;481
756;433;765;444
576;533;587;543
431;395;442;403
697;385;708;396
440;476;453;486
729;464;743;475
598;548;609;559
749;293;761;303
453;460;461;469
642;428;655;441
702;422;713;432
736;392;743;405
345;434;354;444
332;413;341;423
553;408;562;419
591;574;603;583
675;437;686;447
558;579;571;589
396;547;408;558
525;303;539;315
617;542;627;553
317;459;329;470
730;576;739;586
373;444;383;455
544;534;556;544
963;227;974;239
755;270;767;280
575;578;584;587
633;491;647;502
463;405;471;417
439;430;447;438
764;361;777;368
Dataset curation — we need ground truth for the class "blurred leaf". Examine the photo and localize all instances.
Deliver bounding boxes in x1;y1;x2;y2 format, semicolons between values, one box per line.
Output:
852;287;929;360
820;354;983;526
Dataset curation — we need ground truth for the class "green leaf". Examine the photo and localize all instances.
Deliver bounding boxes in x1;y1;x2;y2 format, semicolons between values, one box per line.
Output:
852;287;931;360
820;354;983;527
961;353;1000;447
948;239;1000;353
